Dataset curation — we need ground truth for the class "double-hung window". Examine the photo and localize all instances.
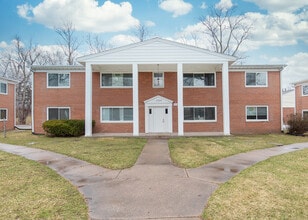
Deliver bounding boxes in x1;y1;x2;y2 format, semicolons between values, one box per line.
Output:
0;82;7;94
101;107;133;122
101;73;132;87
184;106;216;122
48;107;70;120
246;106;268;121
246;72;267;87
302;85;308;96
0;109;7;121
303;110;308;119
47;73;70;88
183;73;215;87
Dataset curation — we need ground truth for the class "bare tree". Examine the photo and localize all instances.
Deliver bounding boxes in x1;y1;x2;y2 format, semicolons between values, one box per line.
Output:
132;23;151;42
200;6;252;58
85;34;108;54
55;21;79;65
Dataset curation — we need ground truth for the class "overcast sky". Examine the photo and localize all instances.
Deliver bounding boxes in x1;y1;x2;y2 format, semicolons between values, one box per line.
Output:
0;0;307;88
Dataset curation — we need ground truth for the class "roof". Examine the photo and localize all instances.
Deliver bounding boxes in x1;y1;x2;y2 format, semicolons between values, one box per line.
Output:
293;79;308;86
229;64;286;71
0;76;18;84
77;37;237;65
31;65;85;72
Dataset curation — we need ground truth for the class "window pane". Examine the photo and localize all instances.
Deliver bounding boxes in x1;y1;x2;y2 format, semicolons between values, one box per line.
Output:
303;111;308;119
246;73;256;86
257;107;267;120
184;108;194;120
256;72;266;86
112;74;123;86
124;108;133;121
59;109;69;119
183;74;193;86
48;108;58;120
0;83;7;93
303;85;308;96
194;74;205;86
205;73;215;86
58;74;69;87
194;108;205;120
110;108;120;121
102;74;112;86
123;74;132;86
102;108;110;121
0;109;7;120
48;74;59;87
247;107;256;119
205;107;215;120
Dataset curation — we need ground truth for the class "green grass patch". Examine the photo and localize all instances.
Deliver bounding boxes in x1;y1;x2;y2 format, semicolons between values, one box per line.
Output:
0;130;146;169
169;134;308;168
203;148;308;219
0;151;88;219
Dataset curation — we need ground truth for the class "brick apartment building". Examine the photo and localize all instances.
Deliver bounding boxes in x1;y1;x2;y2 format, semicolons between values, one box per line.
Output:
0;76;16;131
294;80;308;118
32;38;285;136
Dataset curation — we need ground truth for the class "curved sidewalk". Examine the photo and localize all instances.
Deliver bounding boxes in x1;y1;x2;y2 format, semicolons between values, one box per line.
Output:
0;140;307;220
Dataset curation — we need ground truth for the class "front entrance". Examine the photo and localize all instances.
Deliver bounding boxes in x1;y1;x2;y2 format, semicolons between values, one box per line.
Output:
144;96;173;133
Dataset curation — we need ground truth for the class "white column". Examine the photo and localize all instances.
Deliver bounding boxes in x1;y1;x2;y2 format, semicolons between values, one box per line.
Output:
177;63;184;135
132;63;139;136
222;62;230;135
85;63;93;137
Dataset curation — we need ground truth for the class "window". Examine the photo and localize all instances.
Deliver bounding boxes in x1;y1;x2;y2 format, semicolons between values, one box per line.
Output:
153;72;164;88
183;73;215;87
303;111;308;119
101;73;132;87
0;82;7;94
48;108;70;120
101;107;133;122
48;73;70;88
0;109;7;121
184;107;216;121
302;85;308;96
246;106;268;121
246;72;267;87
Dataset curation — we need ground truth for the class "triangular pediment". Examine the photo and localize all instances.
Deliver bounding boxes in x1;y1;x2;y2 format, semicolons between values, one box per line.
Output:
144;95;173;105
77;37;236;65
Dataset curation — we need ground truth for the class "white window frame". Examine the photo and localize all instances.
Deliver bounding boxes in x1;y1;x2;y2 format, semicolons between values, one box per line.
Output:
47;72;70;88
302;84;308;96
0;108;8;121
100;73;133;88
152;72;164;88
183;106;217;122
183;72;216;88
245;72;268;87
100;106;133;123
246;106;269;122
47;107;70;120
0;81;8;95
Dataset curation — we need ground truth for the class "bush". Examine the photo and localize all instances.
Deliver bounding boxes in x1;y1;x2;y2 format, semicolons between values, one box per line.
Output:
42;120;95;137
287;113;308;135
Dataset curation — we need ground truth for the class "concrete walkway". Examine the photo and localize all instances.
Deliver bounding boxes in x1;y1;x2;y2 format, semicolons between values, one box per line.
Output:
0;139;308;220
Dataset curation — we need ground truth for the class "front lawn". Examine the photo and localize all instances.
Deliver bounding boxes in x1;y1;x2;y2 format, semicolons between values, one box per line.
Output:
0;130;146;169
203;148;308;219
169;134;308;168
0;151;88;219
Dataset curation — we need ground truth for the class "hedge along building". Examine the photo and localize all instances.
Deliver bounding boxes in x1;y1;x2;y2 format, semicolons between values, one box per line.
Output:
0;76;17;131
32;38;285;136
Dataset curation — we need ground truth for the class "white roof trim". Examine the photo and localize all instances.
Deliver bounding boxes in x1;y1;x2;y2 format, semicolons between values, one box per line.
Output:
144;95;173;105
229;65;286;71
31;65;85;72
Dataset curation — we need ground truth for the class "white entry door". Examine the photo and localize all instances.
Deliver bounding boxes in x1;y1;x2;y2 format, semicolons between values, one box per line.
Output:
147;106;171;133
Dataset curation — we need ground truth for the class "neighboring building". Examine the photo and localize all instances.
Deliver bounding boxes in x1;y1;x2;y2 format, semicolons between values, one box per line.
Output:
282;88;295;126
32;38;285;136
294;79;308;118
0;76;17;131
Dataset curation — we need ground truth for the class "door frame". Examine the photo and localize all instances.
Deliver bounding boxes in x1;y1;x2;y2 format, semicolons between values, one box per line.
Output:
144;95;173;133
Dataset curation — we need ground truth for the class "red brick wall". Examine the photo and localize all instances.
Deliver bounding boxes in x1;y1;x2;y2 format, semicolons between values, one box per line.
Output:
283;107;295;124
33;72;85;134
183;72;223;132
0;82;15;131
295;85;308;114
229;71;281;134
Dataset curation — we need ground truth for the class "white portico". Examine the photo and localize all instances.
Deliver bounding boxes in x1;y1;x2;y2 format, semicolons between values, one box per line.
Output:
77;38;236;136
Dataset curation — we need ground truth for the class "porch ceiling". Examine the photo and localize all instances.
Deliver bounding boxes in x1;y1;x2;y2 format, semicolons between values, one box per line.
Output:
91;63;223;73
